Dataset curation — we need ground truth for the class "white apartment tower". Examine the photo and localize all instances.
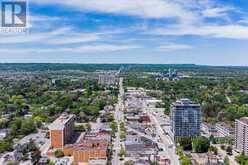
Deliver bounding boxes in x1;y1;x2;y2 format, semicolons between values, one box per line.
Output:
235;117;248;156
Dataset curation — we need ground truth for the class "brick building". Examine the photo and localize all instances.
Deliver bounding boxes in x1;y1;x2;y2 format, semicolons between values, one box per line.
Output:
48;114;75;149
63;140;108;163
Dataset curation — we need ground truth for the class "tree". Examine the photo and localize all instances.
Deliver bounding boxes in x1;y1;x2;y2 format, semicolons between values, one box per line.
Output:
224;156;230;165
178;137;192;151
47;162;55;165
181;155;191;165
110;121;118;132
209;146;218;155
31;148;41;163
10;118;22;136
119;145;125;157
6;162;18;165
235;152;248;165
226;146;233;155
192;137;210;153
20;118;36;135
74;124;85;132
85;123;91;131
0;139;13;153
120;131;126;140
54;149;64;158
209;135;216;144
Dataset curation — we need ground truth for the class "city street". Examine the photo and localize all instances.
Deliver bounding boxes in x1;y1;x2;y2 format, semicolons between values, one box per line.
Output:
112;77;124;165
147;110;181;165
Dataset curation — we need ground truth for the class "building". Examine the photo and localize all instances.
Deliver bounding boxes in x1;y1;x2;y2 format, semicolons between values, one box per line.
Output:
215;122;234;138
201;123;217;137
39;157;49;165
89;159;107;165
63;140;108;164
0;150;23;165
0;129;9;140
98;72;118;86
155;152;171;165
170;99;201;141
84;132;111;142
191;153;222;165
235;117;248;155
48;114;75;149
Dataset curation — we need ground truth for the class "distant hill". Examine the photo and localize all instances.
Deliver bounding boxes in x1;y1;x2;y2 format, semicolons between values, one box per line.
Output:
0;63;247;73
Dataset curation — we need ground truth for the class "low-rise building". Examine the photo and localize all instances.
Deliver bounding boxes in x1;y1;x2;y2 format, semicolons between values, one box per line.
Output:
84;132;111;142
63;140;108;164
125;133;157;158
191;153;222;165
201;123;217;136
55;157;70;165
155;152;171;165
215;122;234;138
0;150;23;165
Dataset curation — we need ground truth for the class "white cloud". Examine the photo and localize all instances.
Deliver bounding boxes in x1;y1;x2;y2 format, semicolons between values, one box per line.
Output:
239;18;248;25
30;0;198;24
0;44;139;54
45;33;102;45
30;15;61;22
151;24;248;40
202;7;233;18
157;43;192;52
0;27;110;45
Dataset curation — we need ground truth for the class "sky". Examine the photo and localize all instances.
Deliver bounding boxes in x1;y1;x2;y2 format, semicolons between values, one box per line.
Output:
0;0;248;65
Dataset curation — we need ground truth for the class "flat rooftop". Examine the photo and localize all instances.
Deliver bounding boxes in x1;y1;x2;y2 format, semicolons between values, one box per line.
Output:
49;114;74;130
172;98;200;107
239;117;248;125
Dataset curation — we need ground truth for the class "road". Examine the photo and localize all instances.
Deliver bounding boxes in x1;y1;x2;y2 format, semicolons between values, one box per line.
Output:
126;126;166;147
112;77;124;165
147;111;181;165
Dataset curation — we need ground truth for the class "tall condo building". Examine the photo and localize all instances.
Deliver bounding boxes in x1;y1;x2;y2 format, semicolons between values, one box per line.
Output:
170;99;201;142
235;117;248;156
48;114;75;149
